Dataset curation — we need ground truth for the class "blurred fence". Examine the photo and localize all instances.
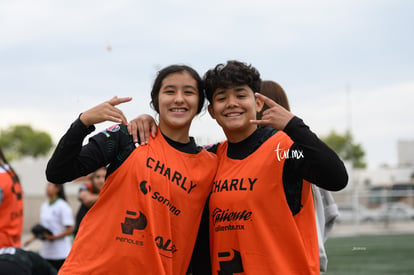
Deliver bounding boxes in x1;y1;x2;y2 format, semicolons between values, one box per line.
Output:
331;188;414;237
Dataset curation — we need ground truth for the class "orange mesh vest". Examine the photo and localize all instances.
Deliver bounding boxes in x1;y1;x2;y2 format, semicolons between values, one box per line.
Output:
60;131;217;275
209;131;319;275
0;165;23;248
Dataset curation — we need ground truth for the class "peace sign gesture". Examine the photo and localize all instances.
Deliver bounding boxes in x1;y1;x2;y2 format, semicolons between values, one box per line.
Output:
80;96;132;127
250;93;294;130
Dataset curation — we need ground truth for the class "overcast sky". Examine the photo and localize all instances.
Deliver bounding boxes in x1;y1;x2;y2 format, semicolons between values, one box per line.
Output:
1;0;413;168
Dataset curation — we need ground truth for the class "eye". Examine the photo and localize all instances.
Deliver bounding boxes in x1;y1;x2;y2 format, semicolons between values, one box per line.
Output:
215;96;226;102
184;90;196;95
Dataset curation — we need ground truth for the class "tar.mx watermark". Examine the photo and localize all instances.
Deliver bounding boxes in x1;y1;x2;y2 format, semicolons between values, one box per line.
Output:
352;246;367;251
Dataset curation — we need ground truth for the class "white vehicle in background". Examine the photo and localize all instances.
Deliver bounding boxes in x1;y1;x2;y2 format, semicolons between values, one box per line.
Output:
337;204;381;224
378;202;414;222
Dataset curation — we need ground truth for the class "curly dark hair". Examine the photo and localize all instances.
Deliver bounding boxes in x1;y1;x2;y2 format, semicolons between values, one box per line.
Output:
150;64;205;114
203;60;262;104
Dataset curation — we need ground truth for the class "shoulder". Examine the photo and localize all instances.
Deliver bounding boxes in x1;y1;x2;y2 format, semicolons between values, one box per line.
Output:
199;148;219;161
91;124;135;161
40;202;50;212
0;166;12;187
94;124;134;152
203;142;222;154
79;182;92;192
56;198;71;209
266;127;292;144
91;124;131;142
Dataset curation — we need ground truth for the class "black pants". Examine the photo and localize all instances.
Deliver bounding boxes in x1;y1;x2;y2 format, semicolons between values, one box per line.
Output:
47;259;65;271
0;261;30;275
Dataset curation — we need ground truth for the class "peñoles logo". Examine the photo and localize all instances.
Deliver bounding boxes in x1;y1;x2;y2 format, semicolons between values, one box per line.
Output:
217;249;244;274
121;210;147;235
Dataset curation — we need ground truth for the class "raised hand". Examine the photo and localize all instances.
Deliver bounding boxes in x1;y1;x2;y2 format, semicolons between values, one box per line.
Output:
250;93;294;130
127;114;158;144
80;96;132;127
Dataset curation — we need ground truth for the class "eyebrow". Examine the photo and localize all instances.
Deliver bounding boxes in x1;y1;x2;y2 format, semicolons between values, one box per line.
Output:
234;87;248;92
162;85;197;91
213;90;226;99
213;87;248;98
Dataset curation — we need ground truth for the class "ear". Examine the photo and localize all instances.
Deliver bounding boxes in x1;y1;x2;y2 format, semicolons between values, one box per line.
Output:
255;96;264;114
208;104;216;119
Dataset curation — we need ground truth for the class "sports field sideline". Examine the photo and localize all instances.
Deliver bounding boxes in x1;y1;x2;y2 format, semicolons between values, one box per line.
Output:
325;233;414;275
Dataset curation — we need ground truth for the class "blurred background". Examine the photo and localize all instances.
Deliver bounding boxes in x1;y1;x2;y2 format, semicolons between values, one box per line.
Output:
1;0;413;274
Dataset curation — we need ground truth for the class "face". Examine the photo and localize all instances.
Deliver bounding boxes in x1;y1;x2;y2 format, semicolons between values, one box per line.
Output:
46;182;58;198
157;71;199;137
208;85;263;142
91;168;106;192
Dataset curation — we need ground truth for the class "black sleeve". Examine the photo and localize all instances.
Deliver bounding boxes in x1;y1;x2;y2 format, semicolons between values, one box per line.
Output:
46;118;133;184
187;200;212;275
283;117;348;191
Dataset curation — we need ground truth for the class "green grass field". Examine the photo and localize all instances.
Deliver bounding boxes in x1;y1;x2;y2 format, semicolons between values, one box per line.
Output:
325;233;414;275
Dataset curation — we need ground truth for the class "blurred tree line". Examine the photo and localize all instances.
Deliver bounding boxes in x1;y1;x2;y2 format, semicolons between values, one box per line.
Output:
321;130;366;168
0;124;54;161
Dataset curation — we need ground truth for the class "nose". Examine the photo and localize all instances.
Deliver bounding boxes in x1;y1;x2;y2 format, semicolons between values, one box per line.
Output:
225;94;238;108
174;91;185;104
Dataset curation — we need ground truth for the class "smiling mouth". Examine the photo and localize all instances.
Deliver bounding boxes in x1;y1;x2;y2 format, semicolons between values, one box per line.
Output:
225;112;242;117
170;108;187;112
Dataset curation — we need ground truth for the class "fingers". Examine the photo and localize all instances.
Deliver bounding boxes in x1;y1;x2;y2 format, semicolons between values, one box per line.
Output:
127;121;139;143
118;109;128;125
108;96;132;125
108;96;133;106
255;93;278;108
138;115;158;143
44;233;53;240
251;108;294;130
250;119;271;126
103;96;131;125
137;120;147;145
139;119;158;144
127;114;158;145
80;96;131;127
104;105;128;125
150;122;157;138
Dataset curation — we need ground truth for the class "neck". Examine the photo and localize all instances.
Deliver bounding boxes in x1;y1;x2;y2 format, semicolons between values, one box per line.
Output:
49;195;58;203
158;125;191;144
224;125;257;143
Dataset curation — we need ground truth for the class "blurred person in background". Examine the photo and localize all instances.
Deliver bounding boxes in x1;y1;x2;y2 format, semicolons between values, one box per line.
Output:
259;80;340;274
73;166;107;237
24;182;74;271
0;147;24;248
